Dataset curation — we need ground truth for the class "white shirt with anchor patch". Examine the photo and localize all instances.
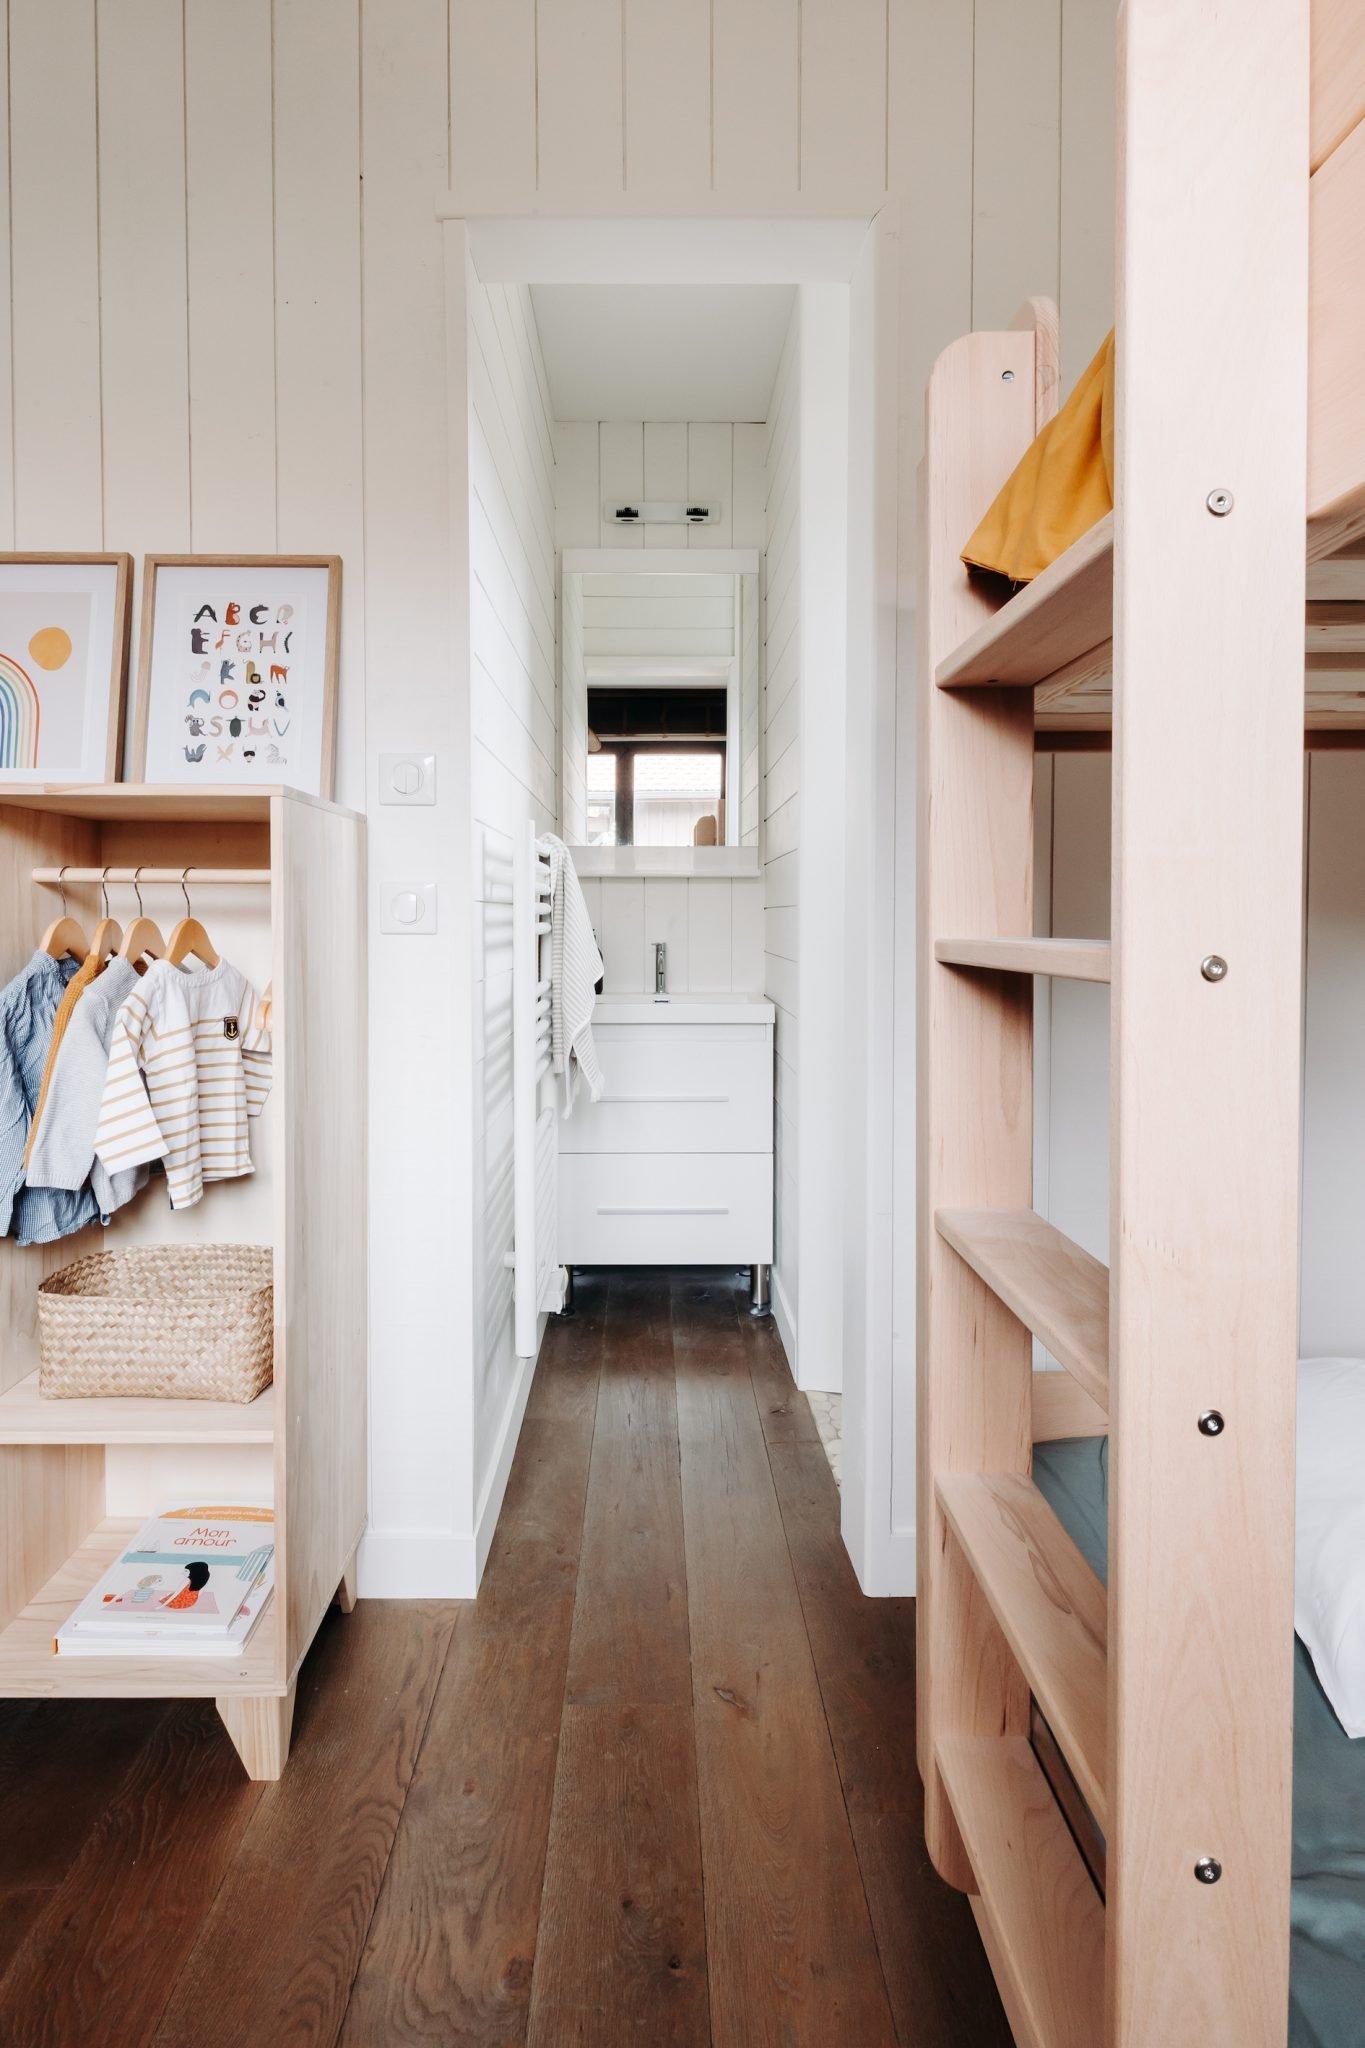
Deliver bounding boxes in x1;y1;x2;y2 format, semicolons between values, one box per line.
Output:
94;957;272;1209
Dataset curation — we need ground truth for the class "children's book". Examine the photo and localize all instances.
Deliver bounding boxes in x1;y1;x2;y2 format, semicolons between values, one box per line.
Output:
55;1503;275;1657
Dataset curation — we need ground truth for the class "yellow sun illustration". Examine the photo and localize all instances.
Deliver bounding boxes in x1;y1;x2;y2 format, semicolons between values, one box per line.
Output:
28;626;72;671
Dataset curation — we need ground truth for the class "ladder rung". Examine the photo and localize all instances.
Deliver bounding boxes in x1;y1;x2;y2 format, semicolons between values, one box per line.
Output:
936;1208;1109;1413
937;1472;1107;1828
938;1734;1104;2048
937;513;1115;690
934;936;1111;983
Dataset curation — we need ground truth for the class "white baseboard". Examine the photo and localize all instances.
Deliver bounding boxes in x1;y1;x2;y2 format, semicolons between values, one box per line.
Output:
357;1321;543;1601
843;1514;916;1596
771;1267;798;1372
472;1330;540;1584
357;1527;476;1598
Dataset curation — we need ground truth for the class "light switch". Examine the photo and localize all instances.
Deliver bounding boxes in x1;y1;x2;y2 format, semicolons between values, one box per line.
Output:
381;881;437;934
379;752;436;804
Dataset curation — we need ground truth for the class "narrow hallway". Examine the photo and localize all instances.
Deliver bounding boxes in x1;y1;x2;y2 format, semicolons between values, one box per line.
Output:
0;1273;1009;2046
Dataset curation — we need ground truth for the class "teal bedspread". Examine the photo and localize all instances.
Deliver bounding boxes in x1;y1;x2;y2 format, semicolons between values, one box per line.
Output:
1033;1435;1365;2048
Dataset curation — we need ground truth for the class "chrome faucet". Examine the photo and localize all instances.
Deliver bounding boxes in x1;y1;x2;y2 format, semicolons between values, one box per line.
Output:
654;941;667;998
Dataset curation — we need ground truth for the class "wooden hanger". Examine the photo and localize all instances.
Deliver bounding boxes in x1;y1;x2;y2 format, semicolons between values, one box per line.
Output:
83;870;121;970
39;867;88;962
166;868;219;969
118;867;165;970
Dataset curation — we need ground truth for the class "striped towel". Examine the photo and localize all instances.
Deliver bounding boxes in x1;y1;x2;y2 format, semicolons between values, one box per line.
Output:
540;834;605;1117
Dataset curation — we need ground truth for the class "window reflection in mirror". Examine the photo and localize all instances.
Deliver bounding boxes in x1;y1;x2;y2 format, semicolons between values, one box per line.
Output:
563;561;760;852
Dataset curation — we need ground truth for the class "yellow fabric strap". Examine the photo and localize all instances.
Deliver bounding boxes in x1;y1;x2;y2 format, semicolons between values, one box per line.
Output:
961;328;1115;585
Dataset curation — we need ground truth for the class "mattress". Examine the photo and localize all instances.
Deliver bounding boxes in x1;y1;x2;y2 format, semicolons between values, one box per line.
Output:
1033;1434;1365;2048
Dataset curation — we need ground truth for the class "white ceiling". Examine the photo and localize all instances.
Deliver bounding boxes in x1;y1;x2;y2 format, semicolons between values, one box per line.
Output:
529;283;796;423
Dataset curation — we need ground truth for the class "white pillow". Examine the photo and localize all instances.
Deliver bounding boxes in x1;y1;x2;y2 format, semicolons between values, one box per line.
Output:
1297;1356;1365;1737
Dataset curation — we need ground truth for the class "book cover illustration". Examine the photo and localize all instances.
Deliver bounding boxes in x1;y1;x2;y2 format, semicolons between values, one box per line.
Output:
56;1504;275;1656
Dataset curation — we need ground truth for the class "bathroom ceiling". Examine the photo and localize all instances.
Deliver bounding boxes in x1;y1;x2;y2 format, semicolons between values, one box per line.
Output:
529;283;796;422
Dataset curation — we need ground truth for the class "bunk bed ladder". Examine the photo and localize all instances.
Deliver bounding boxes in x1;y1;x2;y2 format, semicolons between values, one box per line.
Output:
919;9;1305;2041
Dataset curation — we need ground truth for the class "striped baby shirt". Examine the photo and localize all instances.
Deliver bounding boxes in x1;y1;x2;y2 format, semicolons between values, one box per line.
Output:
93;957;272;1210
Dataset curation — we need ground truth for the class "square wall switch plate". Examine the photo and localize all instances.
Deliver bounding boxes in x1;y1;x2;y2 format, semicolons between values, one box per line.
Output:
381;881;437;934
379;752;436;804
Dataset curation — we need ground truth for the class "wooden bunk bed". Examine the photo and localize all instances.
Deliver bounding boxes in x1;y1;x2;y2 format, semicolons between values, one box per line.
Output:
917;5;1365;2045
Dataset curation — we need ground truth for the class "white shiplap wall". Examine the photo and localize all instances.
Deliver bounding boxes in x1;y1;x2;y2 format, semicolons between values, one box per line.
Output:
582;877;765;996
764;307;801;1346
467;270;558;1494
0;0;1122;1591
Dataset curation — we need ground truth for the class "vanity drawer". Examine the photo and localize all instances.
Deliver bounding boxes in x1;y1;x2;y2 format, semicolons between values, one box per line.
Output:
559;1152;774;1264
564;1031;773;1154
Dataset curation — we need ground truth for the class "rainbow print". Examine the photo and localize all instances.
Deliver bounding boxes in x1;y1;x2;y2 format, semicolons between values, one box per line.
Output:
0;651;41;769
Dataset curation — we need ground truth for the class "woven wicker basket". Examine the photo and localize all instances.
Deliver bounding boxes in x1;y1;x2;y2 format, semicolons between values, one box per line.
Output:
38;1244;274;1404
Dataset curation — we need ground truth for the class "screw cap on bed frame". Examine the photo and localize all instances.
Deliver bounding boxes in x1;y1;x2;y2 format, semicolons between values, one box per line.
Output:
1194;1857;1223;1885
1197;1410;1225;1437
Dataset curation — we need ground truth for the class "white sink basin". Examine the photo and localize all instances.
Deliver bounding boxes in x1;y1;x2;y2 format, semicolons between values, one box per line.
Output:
592;992;775;1025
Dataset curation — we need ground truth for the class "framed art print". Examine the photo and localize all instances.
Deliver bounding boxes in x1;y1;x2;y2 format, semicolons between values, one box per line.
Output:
134;555;340;798
0;554;132;782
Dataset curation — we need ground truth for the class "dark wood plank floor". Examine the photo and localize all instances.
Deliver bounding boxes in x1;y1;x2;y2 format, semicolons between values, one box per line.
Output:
0;1271;1009;2047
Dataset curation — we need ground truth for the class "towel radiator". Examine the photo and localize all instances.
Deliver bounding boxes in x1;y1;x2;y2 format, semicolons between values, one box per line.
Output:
507;820;564;1357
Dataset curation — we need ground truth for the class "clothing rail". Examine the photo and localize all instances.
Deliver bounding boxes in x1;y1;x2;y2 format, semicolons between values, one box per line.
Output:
33;867;270;885
506;820;564;1357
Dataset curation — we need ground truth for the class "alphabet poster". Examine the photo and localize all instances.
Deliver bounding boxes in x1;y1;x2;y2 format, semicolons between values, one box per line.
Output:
137;558;339;798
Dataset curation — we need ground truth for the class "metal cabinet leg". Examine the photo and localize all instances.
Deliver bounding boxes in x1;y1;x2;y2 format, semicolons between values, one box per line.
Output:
560;1265;575;1316
749;1263;771;1318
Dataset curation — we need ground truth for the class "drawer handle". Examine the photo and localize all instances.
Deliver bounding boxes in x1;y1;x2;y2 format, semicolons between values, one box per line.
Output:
598;1093;729;1106
596;1205;731;1217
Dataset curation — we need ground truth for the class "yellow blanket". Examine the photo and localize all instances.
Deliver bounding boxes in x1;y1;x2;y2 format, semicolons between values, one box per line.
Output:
961;329;1114;584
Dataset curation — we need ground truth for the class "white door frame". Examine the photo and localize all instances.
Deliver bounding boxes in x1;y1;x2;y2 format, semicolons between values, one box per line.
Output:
446;203;908;1594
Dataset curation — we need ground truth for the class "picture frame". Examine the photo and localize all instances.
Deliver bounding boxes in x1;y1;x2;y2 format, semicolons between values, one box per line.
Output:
0;553;132;783
133;555;341;799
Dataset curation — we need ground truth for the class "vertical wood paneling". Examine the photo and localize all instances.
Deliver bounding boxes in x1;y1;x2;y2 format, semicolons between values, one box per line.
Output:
685;422;733;547
184;0;277;551
362;0;453;1540
451;0;536;201
642;420;687;548
597;420;644;546
536;0;624;197
712;0;799;194
1059;0;1118;387
971;0;1062;328
0;7;15;549
272;0;365;808
623;0;711;196
800;0;887;194
9;0;103;544
96;0;191;760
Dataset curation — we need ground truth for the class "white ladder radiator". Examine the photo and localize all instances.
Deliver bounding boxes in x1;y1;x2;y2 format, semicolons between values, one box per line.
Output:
507;821;565;1357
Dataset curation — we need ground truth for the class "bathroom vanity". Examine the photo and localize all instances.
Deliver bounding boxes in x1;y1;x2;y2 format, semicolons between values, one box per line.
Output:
558;994;775;1289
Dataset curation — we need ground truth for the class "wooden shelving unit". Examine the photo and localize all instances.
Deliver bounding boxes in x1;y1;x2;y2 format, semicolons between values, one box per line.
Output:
0;785;366;1778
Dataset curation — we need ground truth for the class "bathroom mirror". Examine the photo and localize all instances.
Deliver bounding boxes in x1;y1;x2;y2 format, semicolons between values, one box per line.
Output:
561;554;760;856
